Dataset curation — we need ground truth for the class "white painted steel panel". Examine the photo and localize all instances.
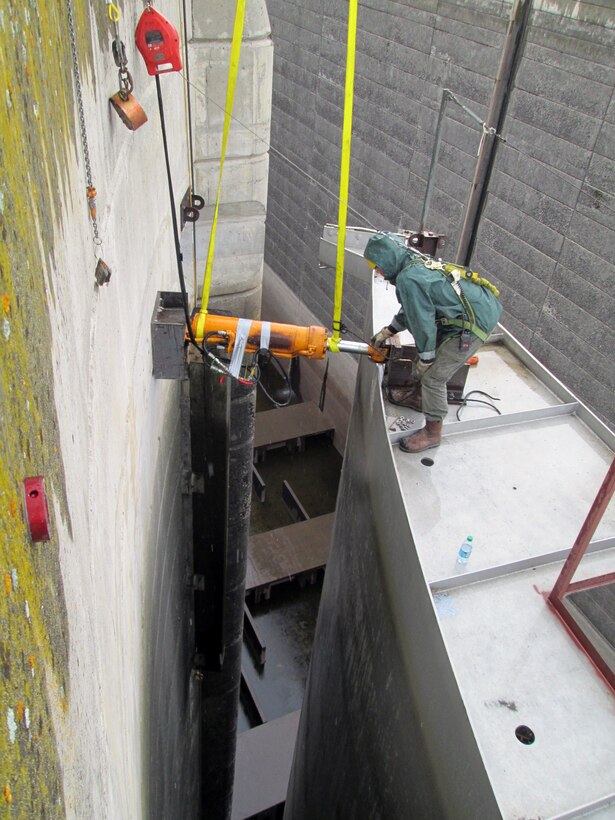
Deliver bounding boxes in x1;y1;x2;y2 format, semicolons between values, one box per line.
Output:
434;555;615;819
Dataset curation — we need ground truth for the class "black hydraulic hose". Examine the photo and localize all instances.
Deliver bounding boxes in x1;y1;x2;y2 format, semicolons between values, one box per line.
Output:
180;0;199;304
155;74;203;355
456;390;502;420
181;0;196;198
319;358;329;412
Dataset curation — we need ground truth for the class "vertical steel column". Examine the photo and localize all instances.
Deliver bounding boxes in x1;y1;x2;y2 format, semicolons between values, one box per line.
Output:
455;0;533;266
189;350;256;818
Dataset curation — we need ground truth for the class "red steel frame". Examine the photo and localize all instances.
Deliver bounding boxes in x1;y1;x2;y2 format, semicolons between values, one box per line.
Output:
548;457;615;694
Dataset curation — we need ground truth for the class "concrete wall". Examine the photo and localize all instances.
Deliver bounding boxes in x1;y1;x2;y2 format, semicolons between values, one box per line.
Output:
263;0;615;429
47;2;201;815
189;0;273;319
0;0;265;814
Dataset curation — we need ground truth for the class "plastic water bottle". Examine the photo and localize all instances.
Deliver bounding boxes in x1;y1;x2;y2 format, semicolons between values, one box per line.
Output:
456;535;473;565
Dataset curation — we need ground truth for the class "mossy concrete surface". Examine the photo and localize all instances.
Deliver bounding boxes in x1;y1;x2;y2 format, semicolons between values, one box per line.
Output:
0;0;94;813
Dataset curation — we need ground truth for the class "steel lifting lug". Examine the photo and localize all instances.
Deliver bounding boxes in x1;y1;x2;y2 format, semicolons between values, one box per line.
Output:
183;206;200;223
191;194;205;210
107;8;147;130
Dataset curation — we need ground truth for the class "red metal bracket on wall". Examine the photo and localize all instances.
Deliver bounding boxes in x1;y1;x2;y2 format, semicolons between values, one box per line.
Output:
23;476;51;542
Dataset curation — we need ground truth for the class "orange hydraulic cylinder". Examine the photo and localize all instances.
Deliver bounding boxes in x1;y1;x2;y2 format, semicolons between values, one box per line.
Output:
190;314;329;360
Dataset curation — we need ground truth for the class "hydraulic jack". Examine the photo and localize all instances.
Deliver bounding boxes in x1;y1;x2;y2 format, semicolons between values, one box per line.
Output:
189;313;387;364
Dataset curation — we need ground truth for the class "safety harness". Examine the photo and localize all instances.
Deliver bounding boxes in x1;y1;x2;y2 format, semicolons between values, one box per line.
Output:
423;258;500;343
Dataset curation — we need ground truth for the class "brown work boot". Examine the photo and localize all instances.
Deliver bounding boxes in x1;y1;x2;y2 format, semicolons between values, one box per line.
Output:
386;382;422;412
399;419;443;453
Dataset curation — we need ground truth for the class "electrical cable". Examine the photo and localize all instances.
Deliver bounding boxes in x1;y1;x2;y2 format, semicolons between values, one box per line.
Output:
182;73;615;260
180;72;379;232
180;0;196;202
319;359;330;412
181;73;615;242
157;70;255;384
456;390;501;420
251;349;292;407
155;74;203;355
179;0;198;305
201;332;256;385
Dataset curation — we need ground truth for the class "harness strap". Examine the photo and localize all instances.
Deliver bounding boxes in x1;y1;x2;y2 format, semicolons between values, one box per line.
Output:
438;317;489;342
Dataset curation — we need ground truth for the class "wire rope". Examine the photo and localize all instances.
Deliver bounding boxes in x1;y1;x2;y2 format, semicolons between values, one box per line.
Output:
181;73;615;242
155;74;202;353
178;0;198;306
180;73;379;231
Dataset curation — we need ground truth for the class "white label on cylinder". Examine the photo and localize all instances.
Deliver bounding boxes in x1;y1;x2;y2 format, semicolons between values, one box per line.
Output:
229;318;252;377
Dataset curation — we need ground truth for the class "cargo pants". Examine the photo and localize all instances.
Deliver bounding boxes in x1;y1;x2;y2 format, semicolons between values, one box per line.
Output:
420;334;483;421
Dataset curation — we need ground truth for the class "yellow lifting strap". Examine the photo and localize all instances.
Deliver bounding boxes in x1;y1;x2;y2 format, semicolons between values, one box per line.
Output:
330;0;359;351
195;0;246;341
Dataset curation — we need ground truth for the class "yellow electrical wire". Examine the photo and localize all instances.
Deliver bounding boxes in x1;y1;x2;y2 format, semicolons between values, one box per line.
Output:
195;0;246;341
330;0;358;351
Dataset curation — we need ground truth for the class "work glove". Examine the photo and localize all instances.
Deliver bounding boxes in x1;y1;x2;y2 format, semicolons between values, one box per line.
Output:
413;358;433;379
370;326;394;349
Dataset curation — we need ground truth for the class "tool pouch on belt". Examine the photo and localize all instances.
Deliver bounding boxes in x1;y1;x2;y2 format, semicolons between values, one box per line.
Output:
383;345;469;408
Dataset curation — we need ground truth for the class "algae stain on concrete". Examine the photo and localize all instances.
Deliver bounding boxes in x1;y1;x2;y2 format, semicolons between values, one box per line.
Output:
1;0;95;814
533;0;615;27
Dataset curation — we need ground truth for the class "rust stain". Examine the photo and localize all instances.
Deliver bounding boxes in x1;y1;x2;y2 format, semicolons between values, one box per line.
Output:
3;572;11;597
3;783;12;804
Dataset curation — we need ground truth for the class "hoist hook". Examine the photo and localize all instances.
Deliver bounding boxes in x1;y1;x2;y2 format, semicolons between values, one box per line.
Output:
107;0;148;129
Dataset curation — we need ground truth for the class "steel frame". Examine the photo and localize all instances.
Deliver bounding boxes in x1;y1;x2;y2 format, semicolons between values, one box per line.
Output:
548;457;615;693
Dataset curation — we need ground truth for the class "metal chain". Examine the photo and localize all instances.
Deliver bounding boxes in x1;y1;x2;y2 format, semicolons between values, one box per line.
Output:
108;2;133;100
66;0;102;247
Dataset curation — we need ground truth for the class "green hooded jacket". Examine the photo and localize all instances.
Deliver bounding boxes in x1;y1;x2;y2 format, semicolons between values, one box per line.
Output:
364;233;502;361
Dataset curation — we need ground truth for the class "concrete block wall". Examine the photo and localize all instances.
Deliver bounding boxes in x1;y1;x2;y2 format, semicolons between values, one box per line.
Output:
189;0;273;318
263;0;615;429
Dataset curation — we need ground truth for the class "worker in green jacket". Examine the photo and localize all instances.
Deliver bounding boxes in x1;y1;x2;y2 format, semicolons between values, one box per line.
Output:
364;232;502;453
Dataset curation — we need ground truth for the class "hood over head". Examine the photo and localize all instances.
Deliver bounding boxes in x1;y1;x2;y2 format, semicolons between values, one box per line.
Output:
363;233;411;281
